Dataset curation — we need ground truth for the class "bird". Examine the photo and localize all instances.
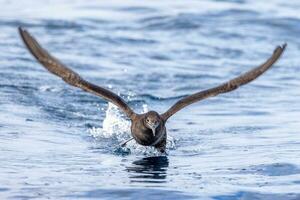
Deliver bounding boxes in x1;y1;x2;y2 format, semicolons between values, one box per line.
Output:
18;27;286;153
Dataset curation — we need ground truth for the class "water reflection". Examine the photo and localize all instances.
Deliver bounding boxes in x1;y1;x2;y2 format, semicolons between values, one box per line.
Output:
126;156;169;183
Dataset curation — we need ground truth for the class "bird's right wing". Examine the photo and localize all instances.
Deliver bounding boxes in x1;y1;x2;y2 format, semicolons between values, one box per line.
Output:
19;27;136;119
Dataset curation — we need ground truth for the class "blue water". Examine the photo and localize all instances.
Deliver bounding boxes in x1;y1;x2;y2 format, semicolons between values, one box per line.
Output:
0;0;300;199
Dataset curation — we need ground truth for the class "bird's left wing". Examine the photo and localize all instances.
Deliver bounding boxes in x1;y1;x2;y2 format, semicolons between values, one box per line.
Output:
161;44;287;121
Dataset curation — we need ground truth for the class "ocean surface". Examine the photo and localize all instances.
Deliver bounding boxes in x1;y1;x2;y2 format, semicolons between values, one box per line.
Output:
0;0;300;199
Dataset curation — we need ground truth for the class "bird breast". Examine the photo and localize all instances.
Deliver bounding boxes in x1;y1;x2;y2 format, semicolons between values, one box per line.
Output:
131;121;165;146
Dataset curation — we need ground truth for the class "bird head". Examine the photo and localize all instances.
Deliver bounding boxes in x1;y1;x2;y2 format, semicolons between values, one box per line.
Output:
144;111;161;137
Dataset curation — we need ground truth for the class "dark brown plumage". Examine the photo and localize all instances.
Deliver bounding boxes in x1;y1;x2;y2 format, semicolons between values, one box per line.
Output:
18;27;286;153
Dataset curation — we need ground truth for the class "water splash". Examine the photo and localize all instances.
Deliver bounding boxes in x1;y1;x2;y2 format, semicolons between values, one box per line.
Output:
89;102;176;155
89;103;131;140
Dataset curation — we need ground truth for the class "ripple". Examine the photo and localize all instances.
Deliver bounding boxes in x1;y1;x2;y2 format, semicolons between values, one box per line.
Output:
0;188;9;192
118;6;159;14
213;191;300;200
242;163;300;177
41;19;89;31
67;188;197;199
140;14;202;30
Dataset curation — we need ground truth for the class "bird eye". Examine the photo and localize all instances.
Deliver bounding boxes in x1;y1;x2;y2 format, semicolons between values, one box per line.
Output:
146;118;150;122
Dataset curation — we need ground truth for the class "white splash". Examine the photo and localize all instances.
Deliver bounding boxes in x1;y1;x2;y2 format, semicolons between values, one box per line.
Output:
89;102;176;155
89;103;131;140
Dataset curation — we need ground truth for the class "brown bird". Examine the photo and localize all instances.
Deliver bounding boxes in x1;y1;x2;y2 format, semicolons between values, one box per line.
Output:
18;27;286;153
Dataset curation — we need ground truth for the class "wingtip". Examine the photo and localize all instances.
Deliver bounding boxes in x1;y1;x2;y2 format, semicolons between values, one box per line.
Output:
18;26;24;33
273;43;287;55
281;43;287;50
18;26;27;38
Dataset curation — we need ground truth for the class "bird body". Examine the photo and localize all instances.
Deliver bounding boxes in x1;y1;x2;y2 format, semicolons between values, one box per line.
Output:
18;27;286;153
131;111;166;152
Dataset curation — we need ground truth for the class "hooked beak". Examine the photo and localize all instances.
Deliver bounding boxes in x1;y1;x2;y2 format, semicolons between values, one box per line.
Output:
151;127;156;137
149;123;158;137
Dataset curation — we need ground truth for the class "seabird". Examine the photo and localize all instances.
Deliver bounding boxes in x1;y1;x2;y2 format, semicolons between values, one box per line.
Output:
18;27;286;153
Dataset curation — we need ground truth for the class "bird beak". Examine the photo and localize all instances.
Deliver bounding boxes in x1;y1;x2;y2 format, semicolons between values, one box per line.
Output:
151;127;156;137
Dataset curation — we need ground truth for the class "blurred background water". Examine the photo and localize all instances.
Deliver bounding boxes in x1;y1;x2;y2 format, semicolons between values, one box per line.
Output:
0;0;299;199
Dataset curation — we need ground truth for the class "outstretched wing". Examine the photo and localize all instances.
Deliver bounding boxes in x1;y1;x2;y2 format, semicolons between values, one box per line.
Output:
162;44;287;121
19;27;136;119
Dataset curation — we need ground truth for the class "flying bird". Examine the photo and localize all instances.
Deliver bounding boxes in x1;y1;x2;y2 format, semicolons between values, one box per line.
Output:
18;27;286;153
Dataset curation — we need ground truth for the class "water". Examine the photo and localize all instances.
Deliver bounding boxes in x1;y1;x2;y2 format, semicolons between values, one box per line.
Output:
0;0;300;199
